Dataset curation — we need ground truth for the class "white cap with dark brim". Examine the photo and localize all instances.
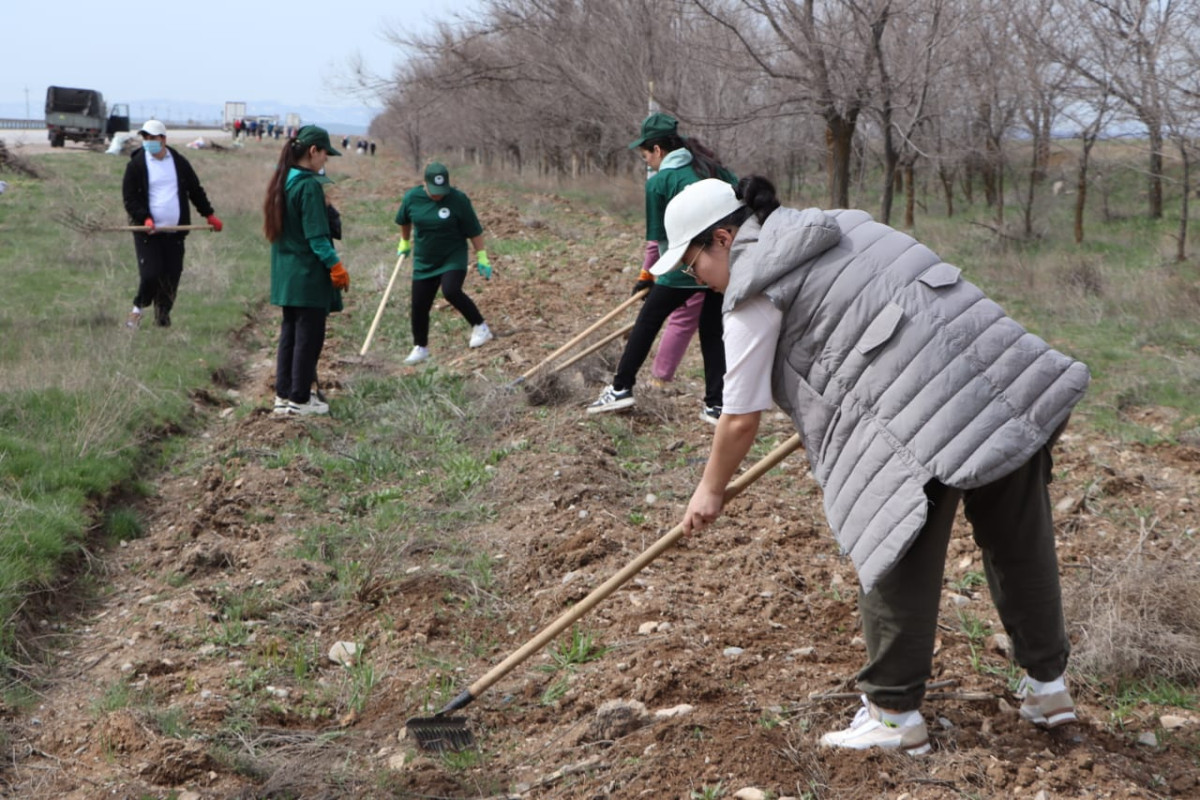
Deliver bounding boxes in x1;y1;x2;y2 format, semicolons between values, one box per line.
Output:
649;179;745;276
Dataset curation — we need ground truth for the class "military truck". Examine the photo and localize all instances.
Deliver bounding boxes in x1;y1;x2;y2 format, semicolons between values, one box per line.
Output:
44;86;130;148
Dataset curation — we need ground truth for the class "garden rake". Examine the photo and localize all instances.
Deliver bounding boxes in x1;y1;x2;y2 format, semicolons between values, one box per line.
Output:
404;432;804;752
56;208;212;234
507;287;648;389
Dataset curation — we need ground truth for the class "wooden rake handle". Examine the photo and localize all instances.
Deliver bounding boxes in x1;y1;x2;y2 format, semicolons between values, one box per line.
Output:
360;253;406;356
109;224;213;232
448;433;804;711
513;288;649;385
552;321;634;374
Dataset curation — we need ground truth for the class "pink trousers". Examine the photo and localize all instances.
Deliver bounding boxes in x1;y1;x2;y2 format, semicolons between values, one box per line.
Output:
651;291;704;381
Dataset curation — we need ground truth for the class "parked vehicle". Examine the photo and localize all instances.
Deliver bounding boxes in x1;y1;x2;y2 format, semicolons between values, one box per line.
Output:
224;101;246;131
45;86;129;148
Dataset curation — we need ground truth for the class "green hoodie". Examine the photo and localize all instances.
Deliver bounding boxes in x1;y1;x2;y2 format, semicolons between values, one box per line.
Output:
645;149;737;289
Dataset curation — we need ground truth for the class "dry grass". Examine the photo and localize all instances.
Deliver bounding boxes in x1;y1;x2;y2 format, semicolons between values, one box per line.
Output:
1065;540;1200;682
522;371;575;406
0;140;42;178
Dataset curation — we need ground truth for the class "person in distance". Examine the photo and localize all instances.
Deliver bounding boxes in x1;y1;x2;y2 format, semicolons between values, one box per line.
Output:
121;119;223;329
394;162;495;366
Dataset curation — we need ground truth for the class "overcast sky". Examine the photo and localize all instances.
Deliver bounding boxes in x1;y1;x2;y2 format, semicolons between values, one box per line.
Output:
1;0;482;124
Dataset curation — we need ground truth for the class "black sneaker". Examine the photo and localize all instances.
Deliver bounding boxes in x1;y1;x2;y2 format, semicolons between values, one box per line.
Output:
700;405;722;425
587;385;634;414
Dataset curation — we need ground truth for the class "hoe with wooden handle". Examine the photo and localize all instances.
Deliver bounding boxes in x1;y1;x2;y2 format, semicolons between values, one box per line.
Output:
404;433;804;752
360;253;406;356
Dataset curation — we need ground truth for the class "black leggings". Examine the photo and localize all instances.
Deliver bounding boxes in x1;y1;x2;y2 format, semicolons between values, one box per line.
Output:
410;270;484;347
614;284;725;408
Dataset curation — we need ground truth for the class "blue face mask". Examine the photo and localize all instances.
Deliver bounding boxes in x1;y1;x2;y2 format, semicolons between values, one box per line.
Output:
143;140;162;155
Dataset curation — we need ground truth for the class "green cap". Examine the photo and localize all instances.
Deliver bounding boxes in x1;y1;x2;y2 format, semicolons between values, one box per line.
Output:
425;162;451;195
629;112;678;150
295;125;341;156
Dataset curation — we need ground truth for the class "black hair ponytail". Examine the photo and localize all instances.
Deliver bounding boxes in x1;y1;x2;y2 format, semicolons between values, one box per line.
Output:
735;176;781;225
263;137;306;241
641;132;727;179
692;174;781;247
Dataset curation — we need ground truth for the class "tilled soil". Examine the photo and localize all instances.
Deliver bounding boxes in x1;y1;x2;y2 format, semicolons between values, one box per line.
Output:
3;169;1199;799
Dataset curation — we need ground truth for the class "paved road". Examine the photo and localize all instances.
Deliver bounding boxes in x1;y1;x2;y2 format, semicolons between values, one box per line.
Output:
2;128;232;154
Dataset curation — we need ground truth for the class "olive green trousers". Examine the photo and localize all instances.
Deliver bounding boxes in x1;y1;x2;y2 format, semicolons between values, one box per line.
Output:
856;428;1071;712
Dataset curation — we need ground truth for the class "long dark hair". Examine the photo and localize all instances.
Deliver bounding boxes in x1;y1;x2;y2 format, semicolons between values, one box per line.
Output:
263;137;312;242
640;132;726;180
693;175;781;247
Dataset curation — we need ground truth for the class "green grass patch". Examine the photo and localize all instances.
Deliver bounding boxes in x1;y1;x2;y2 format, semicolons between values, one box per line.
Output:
0;147;267;655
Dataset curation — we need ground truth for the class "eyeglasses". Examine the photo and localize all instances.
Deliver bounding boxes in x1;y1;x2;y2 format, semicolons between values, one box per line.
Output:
681;246;703;280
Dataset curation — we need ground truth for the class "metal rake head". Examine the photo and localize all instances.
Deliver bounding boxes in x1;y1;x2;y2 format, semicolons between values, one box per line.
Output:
404;715;475;753
54;208;107;233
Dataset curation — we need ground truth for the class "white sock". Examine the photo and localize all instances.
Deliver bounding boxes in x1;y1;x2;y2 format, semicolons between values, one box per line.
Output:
131;306;142;314
1025;674;1067;694
878;707;923;727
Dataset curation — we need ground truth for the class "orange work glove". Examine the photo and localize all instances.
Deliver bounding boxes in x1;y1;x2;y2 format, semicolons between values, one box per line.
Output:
330;262;350;291
633;270;654;296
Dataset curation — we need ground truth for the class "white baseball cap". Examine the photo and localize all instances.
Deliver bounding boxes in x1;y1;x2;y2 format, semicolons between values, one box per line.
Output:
138;120;168;137
649;179;745;276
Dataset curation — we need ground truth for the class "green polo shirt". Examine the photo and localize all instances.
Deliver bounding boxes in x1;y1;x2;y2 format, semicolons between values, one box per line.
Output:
394;186;484;280
645;156;737;289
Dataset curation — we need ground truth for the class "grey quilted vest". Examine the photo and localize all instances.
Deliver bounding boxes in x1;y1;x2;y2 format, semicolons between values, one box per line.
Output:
723;207;1090;592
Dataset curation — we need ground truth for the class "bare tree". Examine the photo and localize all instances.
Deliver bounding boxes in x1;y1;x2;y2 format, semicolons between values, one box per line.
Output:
1064;84;1119;244
373;1;757;179
1000;0;1075;238
1037;4;1122;245
1159;7;1200;261
692;0;885;208
865;0;958;225
1050;0;1194;220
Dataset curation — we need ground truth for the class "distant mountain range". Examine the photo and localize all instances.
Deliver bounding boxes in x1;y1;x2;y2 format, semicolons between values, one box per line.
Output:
0;97;377;136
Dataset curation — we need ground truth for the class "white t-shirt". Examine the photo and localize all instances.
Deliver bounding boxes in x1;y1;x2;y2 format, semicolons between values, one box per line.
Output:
146;150;180;227
721;293;783;414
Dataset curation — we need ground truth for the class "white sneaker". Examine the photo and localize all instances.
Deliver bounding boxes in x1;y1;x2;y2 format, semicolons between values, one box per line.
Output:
587;385;635;414
287;396;329;416
272;396;289;415
1017;674;1077;729
404;345;430;365
469;322;494;348
819;695;931;755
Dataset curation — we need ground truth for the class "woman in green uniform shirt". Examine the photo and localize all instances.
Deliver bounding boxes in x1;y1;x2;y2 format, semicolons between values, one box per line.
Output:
588;113;735;424
394;162;494;365
263;125;350;416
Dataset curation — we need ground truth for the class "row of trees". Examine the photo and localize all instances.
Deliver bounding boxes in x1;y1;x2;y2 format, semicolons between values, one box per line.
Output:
363;0;1200;253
